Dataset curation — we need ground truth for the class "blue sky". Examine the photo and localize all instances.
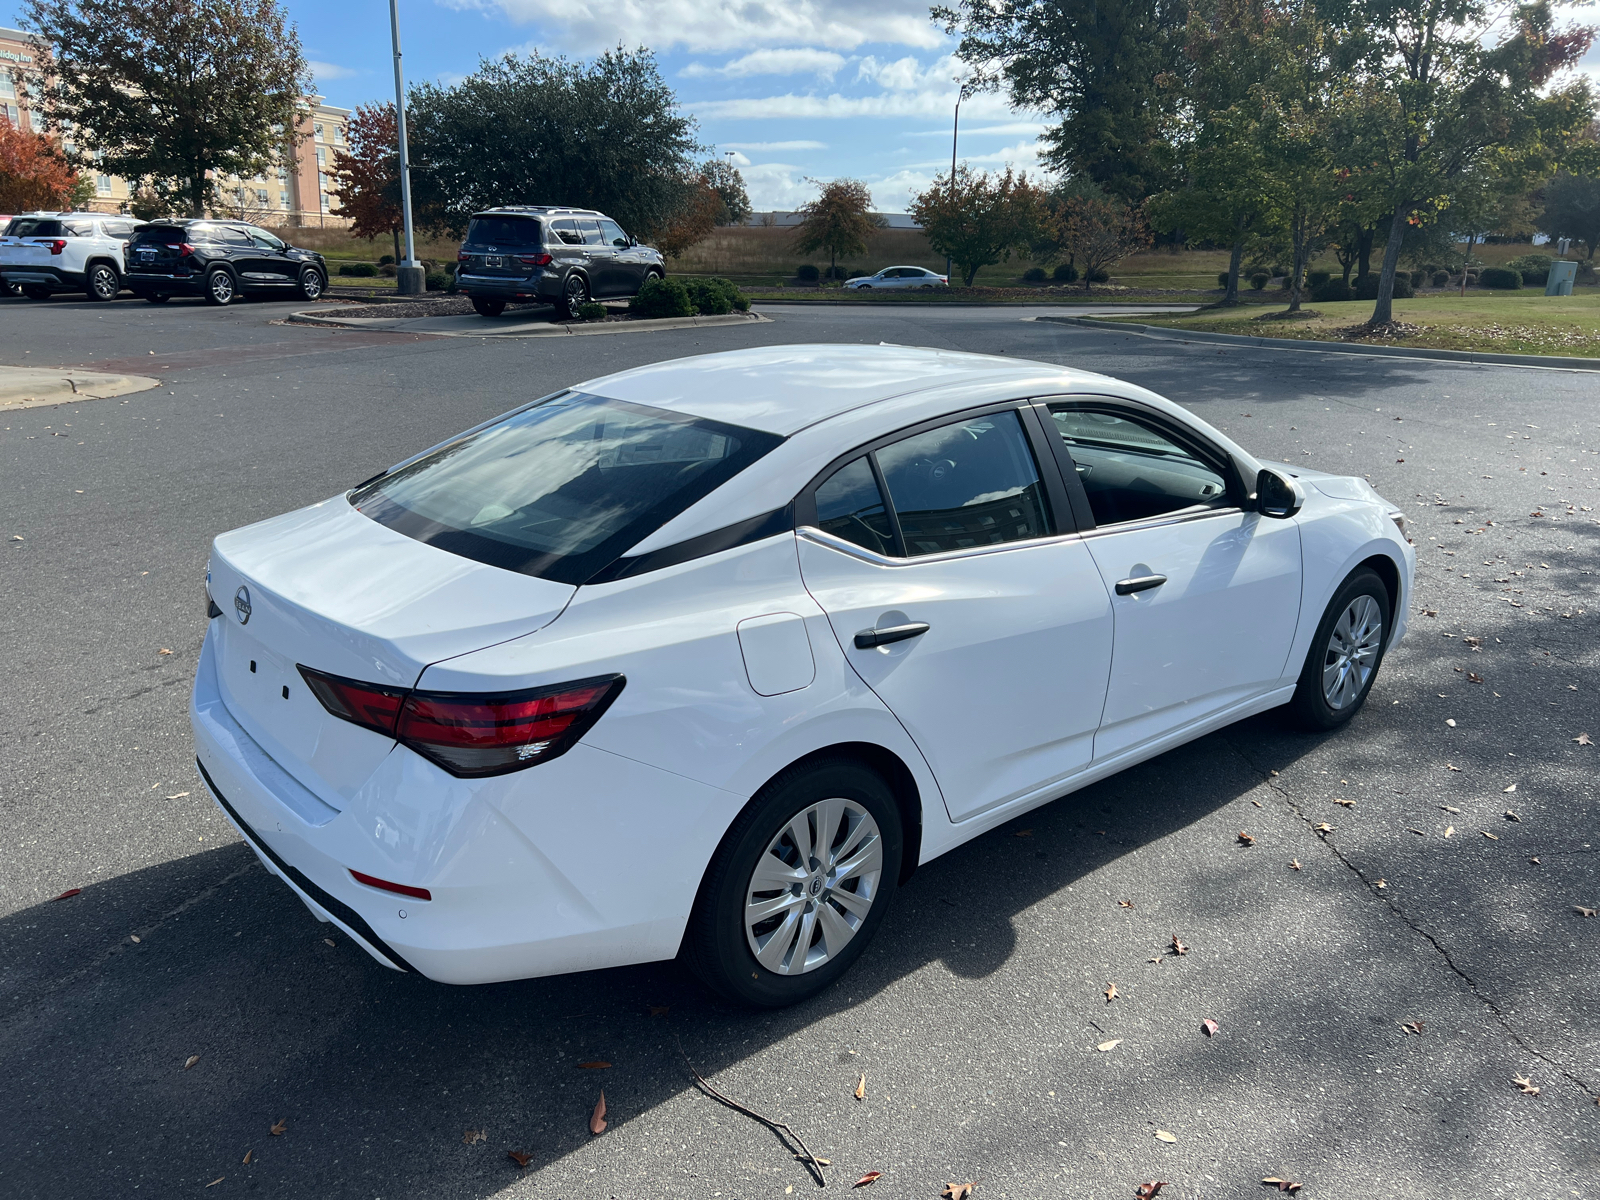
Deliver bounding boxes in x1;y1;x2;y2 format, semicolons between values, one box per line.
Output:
2;0;1047;213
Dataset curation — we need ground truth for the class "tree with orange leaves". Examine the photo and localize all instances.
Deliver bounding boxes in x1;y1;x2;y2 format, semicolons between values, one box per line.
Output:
332;102;404;263
0;121;81;211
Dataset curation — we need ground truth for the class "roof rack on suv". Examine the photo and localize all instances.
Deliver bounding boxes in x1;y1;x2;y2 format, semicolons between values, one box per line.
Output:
470;205;603;218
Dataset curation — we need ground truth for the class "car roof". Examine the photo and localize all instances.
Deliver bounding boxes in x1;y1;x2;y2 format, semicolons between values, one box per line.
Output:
471;207;602;219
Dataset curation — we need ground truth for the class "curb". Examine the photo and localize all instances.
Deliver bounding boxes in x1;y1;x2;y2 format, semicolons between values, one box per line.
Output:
748;296;1203;308
288;307;771;338
1034;314;1600;372
0;366;162;411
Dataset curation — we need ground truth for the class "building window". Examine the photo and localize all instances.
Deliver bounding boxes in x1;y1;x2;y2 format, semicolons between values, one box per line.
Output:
315;147;326;167
320;192;330;213
279;192;290;209
256;188;269;206
97;174;112;195
0;70;13;100
314;121;324;139
277;165;288;183
333;123;344;144
3;104;18;127
29;108;44;133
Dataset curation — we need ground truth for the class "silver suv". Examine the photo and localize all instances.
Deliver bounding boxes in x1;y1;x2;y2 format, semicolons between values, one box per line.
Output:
1;211;137;301
455;206;665;318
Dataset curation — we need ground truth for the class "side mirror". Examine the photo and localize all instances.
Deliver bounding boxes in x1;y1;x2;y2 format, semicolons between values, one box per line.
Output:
1255;467;1304;519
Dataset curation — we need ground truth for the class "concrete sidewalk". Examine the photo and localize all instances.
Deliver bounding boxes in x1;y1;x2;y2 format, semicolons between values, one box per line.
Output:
290;307;771;338
0;364;160;410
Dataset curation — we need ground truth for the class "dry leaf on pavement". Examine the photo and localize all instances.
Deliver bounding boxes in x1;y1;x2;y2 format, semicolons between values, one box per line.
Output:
241;1150;252;1165
1262;1180;1303;1193
270;1119;287;1136
508;1150;532;1168
1013;829;1033;838
205;1178;224;1188
1445;826;1455;837
463;1129;487;1145
1118;899;1134;909
184;1055;200;1070
1513;1075;1540;1096
852;1170;882;1187
1333;798;1355;808
590;1091;608;1135
1098;1039;1123;1052
1575;906;1597;918
1503;783;1517;793
1401;1020;1424;1035
1135;1183;1168;1199
578;1061;611;1069
1105;982;1118;1003
53;888;81;901
1237;831;1256;846
1482;831;1500;840
1289;859;1302;871
1200;1019;1220;1037
1155;1130;1176;1143
1575;733;1593;745
1440;804;1461;813
1468;673;1483;684
158;648;173;655
1314;823;1335;833
1504;811;1520;822
1170;933;1188;956
855;1072;866;1100
942;1184;975;1200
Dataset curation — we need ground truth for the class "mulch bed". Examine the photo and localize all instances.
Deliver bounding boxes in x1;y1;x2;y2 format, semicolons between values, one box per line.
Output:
315;297;551;319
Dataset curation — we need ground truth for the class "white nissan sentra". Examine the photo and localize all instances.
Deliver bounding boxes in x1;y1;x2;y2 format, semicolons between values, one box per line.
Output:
192;344;1414;1006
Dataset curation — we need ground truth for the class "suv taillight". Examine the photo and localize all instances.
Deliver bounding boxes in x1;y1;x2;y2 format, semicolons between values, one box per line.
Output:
297;666;625;778
457;250;469;261
47;239;67;255
167;243;194;257
516;253;553;267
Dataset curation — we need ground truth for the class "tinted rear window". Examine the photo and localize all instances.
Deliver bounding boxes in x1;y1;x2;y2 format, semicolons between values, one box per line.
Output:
351;392;783;584
10;219;63;237
133;225;188;243
466;217;542;247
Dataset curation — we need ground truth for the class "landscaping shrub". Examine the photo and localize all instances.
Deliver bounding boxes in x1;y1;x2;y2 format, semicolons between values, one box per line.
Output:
1056;263;1079;283
824;264;850;280
1307;270;1331;288
425;272;449;291
1354;272;1414;300
378;254;395;266
1520;269;1549;287
1505;253;1553;276
576;301;606;320
1270;263;1287;277
1478;266;1522;289
379;263;397;277
1431;270;1450;287
630;275;694;318
795;263;820;282
1410;269;1427;286
683;276;738;315
1023;266;1047;282
1248;271;1269;290
1217;271;1229;287
1311;279;1353;302
338;262;378;277
1087;267;1110;283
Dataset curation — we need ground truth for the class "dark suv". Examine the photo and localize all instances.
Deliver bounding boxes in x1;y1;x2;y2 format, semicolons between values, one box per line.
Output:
124;220;328;306
455;206;664;318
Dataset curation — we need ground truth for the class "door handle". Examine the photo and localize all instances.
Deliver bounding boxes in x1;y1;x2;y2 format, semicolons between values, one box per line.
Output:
1114;574;1167;596
854;622;930;649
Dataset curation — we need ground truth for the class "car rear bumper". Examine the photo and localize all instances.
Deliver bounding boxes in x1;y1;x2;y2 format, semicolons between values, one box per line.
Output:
190;621;726;985
458;270;562;300
126;272;205;296
1;267;86;288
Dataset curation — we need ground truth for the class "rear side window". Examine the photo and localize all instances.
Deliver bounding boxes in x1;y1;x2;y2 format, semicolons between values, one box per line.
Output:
465;216;542;247
351;393;784;584
550;219;583;245
10;218;63;238
65;220;94;236
815;458;894;556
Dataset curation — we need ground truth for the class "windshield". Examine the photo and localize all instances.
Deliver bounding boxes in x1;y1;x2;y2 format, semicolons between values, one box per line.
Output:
351;392;783;584
465;216;543;247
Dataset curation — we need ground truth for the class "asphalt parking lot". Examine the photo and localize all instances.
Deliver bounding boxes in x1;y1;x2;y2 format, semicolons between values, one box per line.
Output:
2;293;1597;1199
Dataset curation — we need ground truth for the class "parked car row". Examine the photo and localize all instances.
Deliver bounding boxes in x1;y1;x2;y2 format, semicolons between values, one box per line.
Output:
0;210;329;305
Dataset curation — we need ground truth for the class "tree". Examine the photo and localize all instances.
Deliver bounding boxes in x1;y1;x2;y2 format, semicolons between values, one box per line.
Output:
23;0;310;217
911;166;1043;287
406;49;700;237
791;178;879;276
935;0;1187;202
701;157;750;226
1339;0;1595;326
653;174;723;258
1060;195;1153;290
333;103;404;263
0;120;81;211
1541;171;1600;260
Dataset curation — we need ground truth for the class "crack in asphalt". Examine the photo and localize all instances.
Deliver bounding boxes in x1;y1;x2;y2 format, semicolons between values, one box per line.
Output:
1225;736;1599;1104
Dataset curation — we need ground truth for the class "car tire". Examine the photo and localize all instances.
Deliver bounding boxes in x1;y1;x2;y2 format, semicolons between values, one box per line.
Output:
23;285;51;301
86;263;120;302
470;296;506;318
1288;568;1392;731
203;268;236;306
558;272;588;318
296;268;325;301
144;293;170;304
683;758;902;1008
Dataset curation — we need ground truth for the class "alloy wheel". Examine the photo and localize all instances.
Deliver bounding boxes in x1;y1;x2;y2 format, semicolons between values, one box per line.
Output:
1321;594;1383;710
300;270;323;299
565;274;587;308
90;265;118;300
744;797;883;975
209;271;235;304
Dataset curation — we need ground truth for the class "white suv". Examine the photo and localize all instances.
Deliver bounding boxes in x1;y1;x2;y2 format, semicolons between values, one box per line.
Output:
1;211;138;302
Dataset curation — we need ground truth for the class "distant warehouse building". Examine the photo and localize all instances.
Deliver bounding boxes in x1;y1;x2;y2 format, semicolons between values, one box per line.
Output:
0;24;351;227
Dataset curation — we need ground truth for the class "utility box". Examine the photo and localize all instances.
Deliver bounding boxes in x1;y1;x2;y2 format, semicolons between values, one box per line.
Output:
1546;260;1577;296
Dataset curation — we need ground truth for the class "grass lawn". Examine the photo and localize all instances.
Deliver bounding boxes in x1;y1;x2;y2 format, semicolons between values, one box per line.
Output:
1106;290;1600;357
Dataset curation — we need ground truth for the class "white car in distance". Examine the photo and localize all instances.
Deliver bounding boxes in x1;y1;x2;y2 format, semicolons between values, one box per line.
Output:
192;345;1414;1007
844;265;948;290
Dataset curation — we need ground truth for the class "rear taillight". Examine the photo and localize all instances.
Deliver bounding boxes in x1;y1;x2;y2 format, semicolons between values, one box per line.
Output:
167;242;194;257
516;252;552;267
47;239;66;255
298;666;624;778
457;250;469;261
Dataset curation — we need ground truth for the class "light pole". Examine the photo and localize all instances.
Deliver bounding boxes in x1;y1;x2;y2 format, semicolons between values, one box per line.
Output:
947;78;966;282
389;0;423;295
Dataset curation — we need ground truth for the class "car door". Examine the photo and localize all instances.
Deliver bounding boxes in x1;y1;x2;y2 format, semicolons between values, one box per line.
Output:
209;225;256;281
797;405;1114;823
577;219;619;296
1040;402;1303;760
597;217;642;293
244;227;295;286
548;218;588;290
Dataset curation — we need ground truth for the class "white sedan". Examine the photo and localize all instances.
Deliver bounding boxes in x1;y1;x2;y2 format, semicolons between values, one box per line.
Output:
192;345;1413;1007
844;265;948;289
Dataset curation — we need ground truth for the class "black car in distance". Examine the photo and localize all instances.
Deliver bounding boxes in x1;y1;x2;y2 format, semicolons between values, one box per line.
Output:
455;206;665;318
124;220;328;306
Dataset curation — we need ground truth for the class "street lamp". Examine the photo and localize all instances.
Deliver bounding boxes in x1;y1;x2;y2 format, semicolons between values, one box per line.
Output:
947;77;967;282
389;0;422;295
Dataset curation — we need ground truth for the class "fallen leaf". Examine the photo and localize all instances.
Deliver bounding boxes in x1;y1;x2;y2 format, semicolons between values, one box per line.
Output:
1401;1020;1424;1035
1576;906;1597;918
130;934;141;943
1097;1039;1123;1052
1170;933;1188;956
184;1055;200;1070
1440;804;1461;813
53;888;81;901
1482;831;1499;840
1289;858;1302;871
1333;798;1355;808
1314;822;1335;833
1155;1129;1177;1143
1252;799;1263;807
507;1149;532;1168
205;1178;224;1188
1503;783;1517;793
1407;828;1425;836
1117;899;1134;909
1105;982;1118;1003
324;938;335;947
1013;828;1033;838
853;1171;882;1187
1261;1180;1303;1194
463;1129;486;1145
158;648;173;655
1375;879;1388;889
1201;1019;1220;1037
1468;673;1483;684
1135;1182;1169;1199
589;1091;607;1135
165;791;189;799
942;1184;975;1200
1575;733;1593;746
1445;764;1461;773
1237;831;1256;846
1464;636;1482;649
1446;719;1457;727
1445;826;1455;838
577;1061;611;1069
270;1119;287;1136
855;1072;866;1100
1513;1075;1540;1096
794;1155;832;1166
1530;857;1540;865
1421;609;1438;617
242;1149;252;1164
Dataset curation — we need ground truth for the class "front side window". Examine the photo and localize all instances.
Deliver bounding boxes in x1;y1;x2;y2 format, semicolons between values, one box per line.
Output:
352;393;783;584
1050;407;1230;527
598;218;628;247
247;227;285;250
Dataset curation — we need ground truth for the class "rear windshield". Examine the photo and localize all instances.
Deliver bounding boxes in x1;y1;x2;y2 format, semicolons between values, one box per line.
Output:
9;218;64;237
350;392;783;584
133;225;188;243
465;216;542;247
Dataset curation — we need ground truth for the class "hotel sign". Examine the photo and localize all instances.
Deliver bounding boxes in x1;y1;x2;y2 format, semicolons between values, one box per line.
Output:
0;49;35;64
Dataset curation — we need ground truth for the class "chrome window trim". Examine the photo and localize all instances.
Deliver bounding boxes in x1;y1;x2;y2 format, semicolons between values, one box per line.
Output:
798;524;1082;567
1078;505;1245;538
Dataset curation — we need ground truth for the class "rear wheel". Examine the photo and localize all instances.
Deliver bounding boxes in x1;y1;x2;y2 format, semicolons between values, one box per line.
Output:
296;268;325;301
684;759;902;1008
1288;568;1391;730
558;272;589;318
144;293;171;304
470;295;506;318
204;268;236;306
86;263;120;302
23;285;51;301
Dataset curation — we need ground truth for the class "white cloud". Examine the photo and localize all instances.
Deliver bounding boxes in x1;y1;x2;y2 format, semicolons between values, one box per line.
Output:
905;121;1047;138
683;48;847;79
461;0;943;53
721;140;829;151
855;55;928;91
691;87;1014;122
309;60;361;82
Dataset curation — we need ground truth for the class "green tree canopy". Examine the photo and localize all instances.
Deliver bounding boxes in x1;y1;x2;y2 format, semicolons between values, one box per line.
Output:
701;157;751;226
910;166;1044;286
1540;170;1600;259
791;178;880;274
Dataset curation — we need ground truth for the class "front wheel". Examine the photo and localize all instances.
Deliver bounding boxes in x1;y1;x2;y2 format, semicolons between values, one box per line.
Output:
86;263;120;302
684;759;902;1008
296;268;325;301
1288;568;1392;730
470;295;506;318
203;268;236;306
